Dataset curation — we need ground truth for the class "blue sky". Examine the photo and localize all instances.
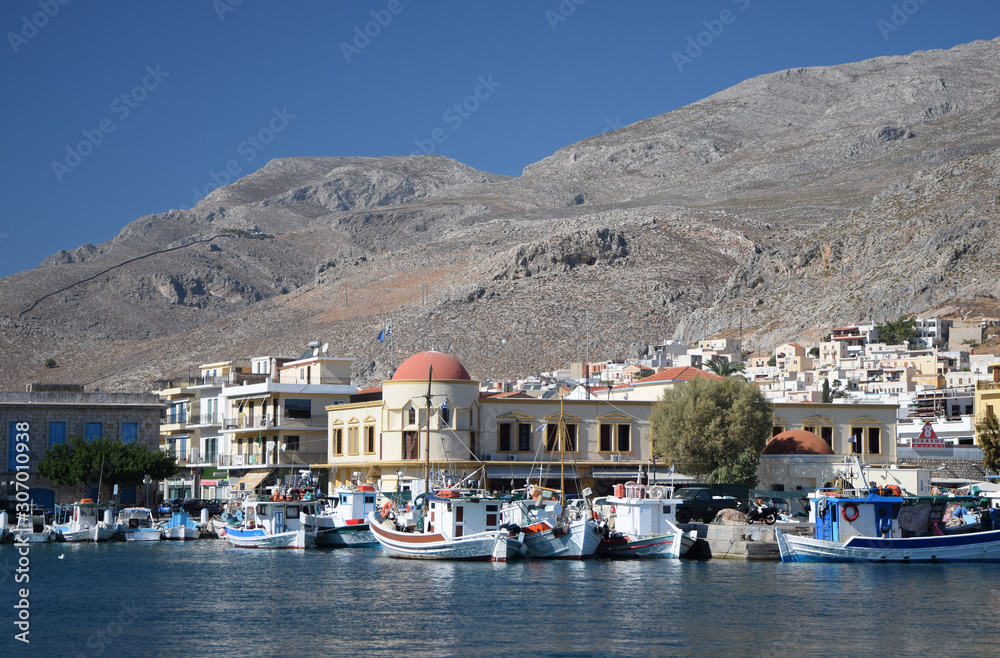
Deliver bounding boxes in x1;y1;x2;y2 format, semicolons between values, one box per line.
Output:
1;0;998;278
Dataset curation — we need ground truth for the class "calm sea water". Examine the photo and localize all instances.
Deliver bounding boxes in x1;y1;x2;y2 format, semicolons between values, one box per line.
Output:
3;540;1000;657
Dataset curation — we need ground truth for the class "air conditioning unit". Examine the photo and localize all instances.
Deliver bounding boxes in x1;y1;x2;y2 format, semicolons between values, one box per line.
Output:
508;455;517;461
483;454;492;461
610;455;622;462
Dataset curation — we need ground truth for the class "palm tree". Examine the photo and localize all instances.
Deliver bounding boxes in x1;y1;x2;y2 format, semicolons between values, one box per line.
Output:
705;358;745;377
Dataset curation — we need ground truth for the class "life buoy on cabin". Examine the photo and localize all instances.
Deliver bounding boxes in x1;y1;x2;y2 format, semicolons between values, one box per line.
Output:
438;490;458;498
648;486;665;499
80;498;93;504
380;500;392;517
842;503;860;522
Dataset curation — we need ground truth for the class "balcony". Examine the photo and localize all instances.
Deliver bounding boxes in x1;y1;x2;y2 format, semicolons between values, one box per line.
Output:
222;414;325;431
977;381;1000;391
217;451;327;468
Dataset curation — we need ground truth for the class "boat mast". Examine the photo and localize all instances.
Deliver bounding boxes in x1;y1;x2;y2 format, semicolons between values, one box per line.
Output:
558;394;566;507
424;364;433;495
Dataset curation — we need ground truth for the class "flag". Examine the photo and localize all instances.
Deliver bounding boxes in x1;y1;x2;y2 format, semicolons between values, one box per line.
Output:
386;323;392;336
848;435;858;444
376;328;385;342
535;423;547;433
666;464;675;477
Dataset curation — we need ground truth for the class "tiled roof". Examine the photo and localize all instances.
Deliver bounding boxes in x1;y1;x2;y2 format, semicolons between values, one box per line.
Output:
634;366;724;385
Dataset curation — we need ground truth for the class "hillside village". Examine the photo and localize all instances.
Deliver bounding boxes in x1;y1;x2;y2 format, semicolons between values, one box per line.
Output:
5;314;1000;516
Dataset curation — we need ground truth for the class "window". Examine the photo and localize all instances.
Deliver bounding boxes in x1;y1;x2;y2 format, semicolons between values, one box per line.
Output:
599;423;632;452
867;427;881;455
440;404;451;427
204;437;218;463
348;426;359;455
408;407;416;425
850;427;864;455
284;399;312;419
771;426;784;438
498;423;512;452
49;422;67;448
332;428;343;455
617;424;630;452
599;424;613;452
517;423;531;452
403;431;418;460
285;435;300;451
85;422;103;441
365;425;375;454
545;423;577;451
121;422;138;444
820;426;833;448
803;425;816;434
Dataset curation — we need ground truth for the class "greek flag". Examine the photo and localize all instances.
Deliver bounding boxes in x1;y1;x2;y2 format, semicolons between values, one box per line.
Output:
535;423;547;433
377;323;393;342
666;464;675;477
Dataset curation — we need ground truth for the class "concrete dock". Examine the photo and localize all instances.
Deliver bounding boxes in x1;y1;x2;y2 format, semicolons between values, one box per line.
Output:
681;522;814;560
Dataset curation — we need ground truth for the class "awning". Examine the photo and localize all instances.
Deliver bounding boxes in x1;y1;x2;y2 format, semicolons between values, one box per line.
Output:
485;464;577;480
230;469;273;492
590;466;696;482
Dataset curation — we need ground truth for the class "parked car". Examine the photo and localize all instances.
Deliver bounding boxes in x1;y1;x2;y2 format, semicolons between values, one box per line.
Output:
181;498;222;516
157;499;181;516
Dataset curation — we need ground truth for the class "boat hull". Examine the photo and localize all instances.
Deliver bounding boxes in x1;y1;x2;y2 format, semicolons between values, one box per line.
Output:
225;526;316;549
57;525;115;542
522;517;602;559
368;514;509;561
596;532;696;559
11;530;56;543
165;526;201;540
776;528;1000;563
125;528;163;542
312;524;377;548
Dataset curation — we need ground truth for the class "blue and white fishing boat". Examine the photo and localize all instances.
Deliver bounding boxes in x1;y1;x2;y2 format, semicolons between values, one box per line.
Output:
8;509;57;543
301;484;379;547
776;487;1000;563
596;483;698;559
115;507;163;542
164;510;203;540
225;499;318;549
53;500;115;542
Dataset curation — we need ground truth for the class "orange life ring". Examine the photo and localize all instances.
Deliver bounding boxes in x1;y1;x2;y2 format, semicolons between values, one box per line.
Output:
842;503;860;522
438;490;458;498
380;500;392;516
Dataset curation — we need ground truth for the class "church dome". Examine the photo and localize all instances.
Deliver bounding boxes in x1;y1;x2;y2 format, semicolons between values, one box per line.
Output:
762;429;834;456
391;351;471;381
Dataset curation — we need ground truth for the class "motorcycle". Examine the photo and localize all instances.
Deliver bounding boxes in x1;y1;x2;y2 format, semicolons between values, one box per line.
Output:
737;498;779;525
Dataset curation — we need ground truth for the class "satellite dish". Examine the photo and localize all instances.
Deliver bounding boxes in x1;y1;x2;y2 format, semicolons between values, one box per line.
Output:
321;342;329;354
312;348;319;356
280;443;287;451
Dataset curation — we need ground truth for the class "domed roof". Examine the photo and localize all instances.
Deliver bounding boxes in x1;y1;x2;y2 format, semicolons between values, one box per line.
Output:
391;351;471;382
762;429;834;456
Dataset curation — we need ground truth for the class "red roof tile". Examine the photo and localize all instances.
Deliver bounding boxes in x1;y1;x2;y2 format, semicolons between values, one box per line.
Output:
634;366;723;385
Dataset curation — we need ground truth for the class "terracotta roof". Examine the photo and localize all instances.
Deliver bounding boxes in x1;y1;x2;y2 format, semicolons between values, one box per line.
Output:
481;391;534;399
633;366;724;385
392;351;471;381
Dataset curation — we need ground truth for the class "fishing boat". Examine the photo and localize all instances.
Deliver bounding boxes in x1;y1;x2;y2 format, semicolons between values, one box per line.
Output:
52;500;115;542
115;507;163;542
224;498;318;549
368;488;515;561
500;398;602;560
776;471;1000;563
164;510;203;540
8;509;57;543
595;482;698;558
301;483;379;547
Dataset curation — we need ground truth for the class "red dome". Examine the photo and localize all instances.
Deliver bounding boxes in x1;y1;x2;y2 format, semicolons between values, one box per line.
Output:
762;429;834;456
391;351;471;381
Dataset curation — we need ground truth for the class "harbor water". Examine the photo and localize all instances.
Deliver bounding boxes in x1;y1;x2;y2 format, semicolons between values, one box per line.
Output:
4;541;1000;657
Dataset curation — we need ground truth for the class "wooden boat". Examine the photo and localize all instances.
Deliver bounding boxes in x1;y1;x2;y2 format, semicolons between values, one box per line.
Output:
301;484;379;547
53;500;115;542
368;489;515;561
595;483;697;558
225;499;318;549
776;487;1000;563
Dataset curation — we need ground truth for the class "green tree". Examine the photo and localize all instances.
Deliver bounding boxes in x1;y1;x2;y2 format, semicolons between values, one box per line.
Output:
978;413;1000;474
808;347;819;358
705;358;745;377
822;379;850;403
650;377;772;487
876;315;918;346
39;436;177;501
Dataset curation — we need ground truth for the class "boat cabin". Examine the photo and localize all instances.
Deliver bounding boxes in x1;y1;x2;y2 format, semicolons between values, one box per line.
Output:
331;484;378;521
607;483;680;537
242;499;318;535
424;493;501;540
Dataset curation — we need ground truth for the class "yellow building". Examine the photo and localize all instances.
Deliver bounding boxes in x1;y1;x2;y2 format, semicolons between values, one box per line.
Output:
974;362;1000;442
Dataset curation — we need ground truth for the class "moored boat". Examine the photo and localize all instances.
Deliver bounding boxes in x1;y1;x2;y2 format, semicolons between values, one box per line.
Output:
368;489;515;561
53;500;115;542
164;510;203;540
9;509;57;543
225;499;318;549
116;507;163;542
596;482;697;559
776;486;1000;563
501;486;602;559
301;483;379;547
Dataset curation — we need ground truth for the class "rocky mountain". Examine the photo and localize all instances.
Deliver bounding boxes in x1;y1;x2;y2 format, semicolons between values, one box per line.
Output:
3;38;1000;390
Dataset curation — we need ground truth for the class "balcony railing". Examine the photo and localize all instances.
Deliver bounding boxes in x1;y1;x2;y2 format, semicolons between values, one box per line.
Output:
977;381;1000;391
217;451;327;467
222;414;325;430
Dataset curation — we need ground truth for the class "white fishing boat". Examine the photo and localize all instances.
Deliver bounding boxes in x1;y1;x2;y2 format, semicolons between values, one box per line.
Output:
595;482;697;558
116;507;163;542
368;489;514;561
53;500;115;542
225;499;318;549
9;509;57;543
301;483;379;547
164;510;203;540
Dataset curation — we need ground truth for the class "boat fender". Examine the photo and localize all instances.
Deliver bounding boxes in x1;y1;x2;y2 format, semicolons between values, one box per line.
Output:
842;503;860;522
